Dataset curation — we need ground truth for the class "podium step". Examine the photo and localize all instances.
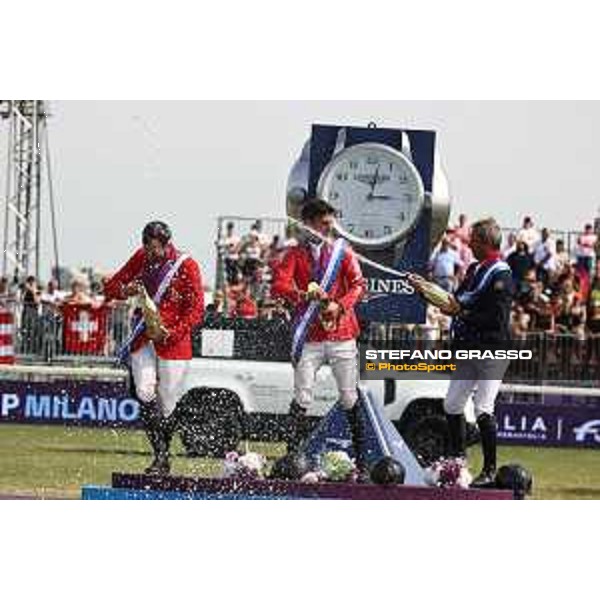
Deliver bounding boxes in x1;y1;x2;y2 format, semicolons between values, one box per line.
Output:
80;472;514;500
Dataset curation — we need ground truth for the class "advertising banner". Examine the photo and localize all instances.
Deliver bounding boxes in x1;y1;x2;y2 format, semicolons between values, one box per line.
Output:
497;402;600;448
0;380;139;428
2;378;600;449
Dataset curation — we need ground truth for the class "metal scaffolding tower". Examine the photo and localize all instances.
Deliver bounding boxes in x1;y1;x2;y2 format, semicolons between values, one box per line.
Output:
1;99;59;283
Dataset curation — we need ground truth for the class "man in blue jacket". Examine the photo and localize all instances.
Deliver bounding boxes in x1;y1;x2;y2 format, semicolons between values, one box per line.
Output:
413;217;514;487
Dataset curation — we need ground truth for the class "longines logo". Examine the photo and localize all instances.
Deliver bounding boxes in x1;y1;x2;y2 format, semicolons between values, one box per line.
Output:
366;278;415;297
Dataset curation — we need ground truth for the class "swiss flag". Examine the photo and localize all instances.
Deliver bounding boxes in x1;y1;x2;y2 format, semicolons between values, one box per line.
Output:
61;303;108;355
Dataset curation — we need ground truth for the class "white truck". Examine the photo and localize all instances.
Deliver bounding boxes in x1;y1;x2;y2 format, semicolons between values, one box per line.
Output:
176;318;474;464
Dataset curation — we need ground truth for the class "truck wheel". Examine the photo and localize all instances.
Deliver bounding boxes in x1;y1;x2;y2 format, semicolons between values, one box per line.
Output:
400;414;449;467
178;389;244;458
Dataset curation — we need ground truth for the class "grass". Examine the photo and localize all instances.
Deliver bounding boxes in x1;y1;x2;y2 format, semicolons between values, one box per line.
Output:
1;423;600;499
467;445;600;500
0;424;286;499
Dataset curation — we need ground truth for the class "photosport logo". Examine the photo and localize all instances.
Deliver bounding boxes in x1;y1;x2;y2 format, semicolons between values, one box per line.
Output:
360;346;533;380
573;420;600;444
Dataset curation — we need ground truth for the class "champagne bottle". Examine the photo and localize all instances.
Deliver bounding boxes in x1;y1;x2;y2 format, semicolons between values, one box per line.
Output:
416;280;456;312
319;298;338;331
138;286;164;339
306;281;321;300
307;282;338;331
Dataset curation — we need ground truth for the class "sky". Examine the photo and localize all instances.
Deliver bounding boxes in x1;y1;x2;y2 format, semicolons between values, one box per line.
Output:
2;100;600;286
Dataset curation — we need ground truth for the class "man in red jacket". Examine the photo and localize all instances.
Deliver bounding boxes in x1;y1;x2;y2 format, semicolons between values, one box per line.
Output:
104;221;204;475
272;200;367;472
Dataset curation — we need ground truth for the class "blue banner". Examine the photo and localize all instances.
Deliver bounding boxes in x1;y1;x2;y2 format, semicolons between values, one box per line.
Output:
497;402;600;448
0;380;140;427
2;378;600;450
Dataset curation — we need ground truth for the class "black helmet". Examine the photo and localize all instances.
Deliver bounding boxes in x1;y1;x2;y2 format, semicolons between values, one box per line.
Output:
495;464;533;499
370;456;405;485
269;452;311;481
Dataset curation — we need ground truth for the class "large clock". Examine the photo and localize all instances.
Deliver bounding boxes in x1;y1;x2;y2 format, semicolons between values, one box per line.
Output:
316;142;425;249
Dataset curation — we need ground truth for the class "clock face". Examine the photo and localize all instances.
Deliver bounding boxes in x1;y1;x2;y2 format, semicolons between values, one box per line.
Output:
316;142;425;248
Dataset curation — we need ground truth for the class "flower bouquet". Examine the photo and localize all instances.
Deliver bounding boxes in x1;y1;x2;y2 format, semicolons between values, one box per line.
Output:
424;457;473;489
319;450;357;483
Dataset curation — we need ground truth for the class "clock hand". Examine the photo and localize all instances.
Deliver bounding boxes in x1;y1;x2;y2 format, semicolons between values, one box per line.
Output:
366;165;382;200
369;165;380;194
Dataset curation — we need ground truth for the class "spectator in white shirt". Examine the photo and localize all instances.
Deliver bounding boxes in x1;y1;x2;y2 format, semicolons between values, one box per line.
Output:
219;221;241;285
252;220;271;250
576;223;597;276
532;228;556;286
40;279;65;307
502;231;517;259
429;237;462;292
517;216;540;250
241;227;264;289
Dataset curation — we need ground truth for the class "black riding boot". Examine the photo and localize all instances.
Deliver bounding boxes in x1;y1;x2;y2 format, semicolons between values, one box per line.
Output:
139;401;171;476
345;403;370;482
446;413;466;459
471;413;497;488
286;400;310;454
160;406;181;467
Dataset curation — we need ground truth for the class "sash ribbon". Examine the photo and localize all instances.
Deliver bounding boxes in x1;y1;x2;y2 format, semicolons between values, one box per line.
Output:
291;239;347;365
116;253;189;364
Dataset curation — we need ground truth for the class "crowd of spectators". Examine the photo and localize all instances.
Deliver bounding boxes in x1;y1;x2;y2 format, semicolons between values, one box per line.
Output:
3;213;600;358
0;271;113;354
427;214;600;340
0;273;105;314
212;220;296;322
212;215;600;342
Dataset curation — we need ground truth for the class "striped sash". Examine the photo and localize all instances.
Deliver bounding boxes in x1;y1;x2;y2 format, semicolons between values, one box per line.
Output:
456;260;511;307
116;253;189;364
291;238;347;365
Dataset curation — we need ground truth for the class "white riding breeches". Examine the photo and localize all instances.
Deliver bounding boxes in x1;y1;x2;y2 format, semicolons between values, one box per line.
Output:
130;343;189;417
444;358;509;418
294;340;359;410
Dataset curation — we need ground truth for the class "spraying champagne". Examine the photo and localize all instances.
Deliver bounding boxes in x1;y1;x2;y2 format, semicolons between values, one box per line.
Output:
137;285;169;341
287;216;460;315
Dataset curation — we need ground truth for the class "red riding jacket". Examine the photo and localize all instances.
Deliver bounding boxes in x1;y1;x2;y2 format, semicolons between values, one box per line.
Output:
272;242;365;342
104;245;204;360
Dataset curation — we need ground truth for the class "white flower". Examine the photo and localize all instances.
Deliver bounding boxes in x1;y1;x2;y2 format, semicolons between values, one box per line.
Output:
238;452;266;474
300;471;321;484
222;451;266;480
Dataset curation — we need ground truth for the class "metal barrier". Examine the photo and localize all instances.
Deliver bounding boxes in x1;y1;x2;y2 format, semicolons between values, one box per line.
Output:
505;332;600;386
364;323;600;386
4;297;600;385
3;299;132;365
